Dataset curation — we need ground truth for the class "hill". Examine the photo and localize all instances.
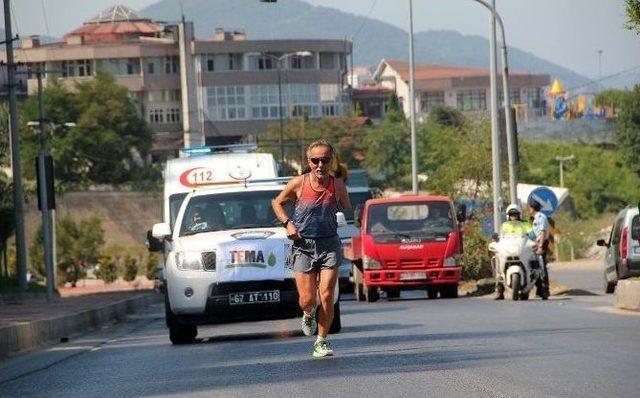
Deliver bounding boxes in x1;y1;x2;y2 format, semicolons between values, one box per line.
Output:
142;0;591;90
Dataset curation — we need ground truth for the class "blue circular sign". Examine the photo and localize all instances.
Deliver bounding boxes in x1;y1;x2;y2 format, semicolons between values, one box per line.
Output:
527;187;558;216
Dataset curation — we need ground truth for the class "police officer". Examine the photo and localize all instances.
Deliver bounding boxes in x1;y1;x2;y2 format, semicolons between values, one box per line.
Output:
530;200;550;299
494;204;532;300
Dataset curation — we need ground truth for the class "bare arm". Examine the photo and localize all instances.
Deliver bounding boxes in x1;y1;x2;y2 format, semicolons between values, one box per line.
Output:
272;176;302;240
335;178;351;211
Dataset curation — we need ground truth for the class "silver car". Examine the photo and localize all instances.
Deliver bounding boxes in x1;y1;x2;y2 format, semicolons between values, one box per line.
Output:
597;204;640;293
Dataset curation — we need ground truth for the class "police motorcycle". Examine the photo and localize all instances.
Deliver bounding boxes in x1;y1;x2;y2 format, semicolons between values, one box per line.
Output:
488;205;546;301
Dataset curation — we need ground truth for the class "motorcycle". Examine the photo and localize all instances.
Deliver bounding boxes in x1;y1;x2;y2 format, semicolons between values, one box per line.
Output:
488;233;546;300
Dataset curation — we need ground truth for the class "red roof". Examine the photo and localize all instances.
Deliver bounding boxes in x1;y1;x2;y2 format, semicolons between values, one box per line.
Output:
384;59;529;82
64;21;162;43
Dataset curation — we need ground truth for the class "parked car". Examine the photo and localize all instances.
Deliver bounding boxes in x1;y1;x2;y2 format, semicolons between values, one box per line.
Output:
597;204;640;293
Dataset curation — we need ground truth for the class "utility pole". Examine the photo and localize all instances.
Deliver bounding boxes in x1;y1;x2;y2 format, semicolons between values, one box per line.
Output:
488;0;502;232
555;155;574;188
36;70;56;302
3;0;28;290
408;0;419;194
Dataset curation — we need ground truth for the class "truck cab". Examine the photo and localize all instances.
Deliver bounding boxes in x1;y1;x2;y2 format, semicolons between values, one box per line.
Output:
344;195;465;302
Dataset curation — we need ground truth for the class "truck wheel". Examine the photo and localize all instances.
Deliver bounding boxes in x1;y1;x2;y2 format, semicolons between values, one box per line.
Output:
385;289;400;299
354;281;364;302
364;285;379;302
426;287;438;299
165;293;197;344
440;284;458;299
329;301;341;334
511;274;521;301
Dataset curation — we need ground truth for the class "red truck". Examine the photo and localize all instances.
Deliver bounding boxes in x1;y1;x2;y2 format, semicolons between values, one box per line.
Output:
344;195;466;302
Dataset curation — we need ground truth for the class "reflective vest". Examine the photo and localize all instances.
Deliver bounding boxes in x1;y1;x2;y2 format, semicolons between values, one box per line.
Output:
500;220;533;236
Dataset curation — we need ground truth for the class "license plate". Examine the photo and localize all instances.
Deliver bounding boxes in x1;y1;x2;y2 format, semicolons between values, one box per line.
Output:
229;290;280;305
400;272;427;281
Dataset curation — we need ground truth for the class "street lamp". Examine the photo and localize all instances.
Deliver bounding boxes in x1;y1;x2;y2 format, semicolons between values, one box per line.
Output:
555;155;574;188
261;51;313;166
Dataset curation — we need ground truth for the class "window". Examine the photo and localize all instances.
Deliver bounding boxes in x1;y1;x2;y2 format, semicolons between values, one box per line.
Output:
319;53;336;70
148;62;155;74
499;88;521;106
149;108;164;123
526;87;542;108
456;89;486;111
420;91;445;113
61;61;75;77
290;55;314;69
206;86;246;121
207;58;214;72
164;56;178;74
77;59;91;77
167;108;181;123
126;58;140;75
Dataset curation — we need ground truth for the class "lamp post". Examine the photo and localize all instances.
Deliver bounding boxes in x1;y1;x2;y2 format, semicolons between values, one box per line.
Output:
27;69;75;302
597;49;603;92
408;0;419;194
467;0;516;228
555;155;574;188
262;51;313;166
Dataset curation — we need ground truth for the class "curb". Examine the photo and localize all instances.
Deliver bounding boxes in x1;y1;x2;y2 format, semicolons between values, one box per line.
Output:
616;278;640;311
0;293;162;358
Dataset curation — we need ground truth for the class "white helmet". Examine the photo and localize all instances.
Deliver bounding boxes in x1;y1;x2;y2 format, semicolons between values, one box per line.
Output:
505;204;521;216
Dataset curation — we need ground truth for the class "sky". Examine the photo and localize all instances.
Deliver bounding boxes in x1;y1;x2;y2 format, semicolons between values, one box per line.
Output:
3;0;639;81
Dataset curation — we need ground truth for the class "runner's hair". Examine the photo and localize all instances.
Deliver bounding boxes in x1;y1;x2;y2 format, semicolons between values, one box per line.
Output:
306;139;334;158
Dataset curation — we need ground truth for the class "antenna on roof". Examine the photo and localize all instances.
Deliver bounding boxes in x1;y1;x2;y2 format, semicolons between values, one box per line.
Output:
180;1;185;23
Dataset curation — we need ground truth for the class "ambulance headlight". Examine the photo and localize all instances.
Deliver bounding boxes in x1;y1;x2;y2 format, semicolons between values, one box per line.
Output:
175;251;203;271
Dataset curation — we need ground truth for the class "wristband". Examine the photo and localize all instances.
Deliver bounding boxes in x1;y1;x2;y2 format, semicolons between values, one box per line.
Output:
282;218;290;228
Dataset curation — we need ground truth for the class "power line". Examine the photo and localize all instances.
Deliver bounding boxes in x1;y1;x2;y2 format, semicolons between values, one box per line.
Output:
352;0;379;39
40;0;51;37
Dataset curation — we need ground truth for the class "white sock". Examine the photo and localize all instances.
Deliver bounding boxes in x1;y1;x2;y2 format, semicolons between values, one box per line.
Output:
316;335;326;344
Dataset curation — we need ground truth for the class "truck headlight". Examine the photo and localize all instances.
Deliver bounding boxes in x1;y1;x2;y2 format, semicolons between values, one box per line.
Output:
175;251;203;271
363;255;382;270
443;255;460;267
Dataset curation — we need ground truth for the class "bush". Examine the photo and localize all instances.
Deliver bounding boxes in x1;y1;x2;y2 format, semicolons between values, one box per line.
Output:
144;252;158;280
552;212;603;261
96;253;118;284
123;254;138;282
460;217;493;281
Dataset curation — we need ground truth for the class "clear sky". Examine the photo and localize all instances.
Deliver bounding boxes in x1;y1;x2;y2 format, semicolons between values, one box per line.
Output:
4;0;639;80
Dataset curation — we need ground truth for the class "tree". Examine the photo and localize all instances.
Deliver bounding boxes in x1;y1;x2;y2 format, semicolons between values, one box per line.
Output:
626;0;640;34
0;175;15;278
595;89;630;115
29;216;105;286
615;85;640;177
427;105;465;128
123;254;138;282
363;117;411;188
384;93;405;123
96;252;118;284
144;252;158;280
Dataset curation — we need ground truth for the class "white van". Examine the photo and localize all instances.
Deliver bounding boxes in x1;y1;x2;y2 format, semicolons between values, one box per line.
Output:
152;182;344;344
597;204;640;293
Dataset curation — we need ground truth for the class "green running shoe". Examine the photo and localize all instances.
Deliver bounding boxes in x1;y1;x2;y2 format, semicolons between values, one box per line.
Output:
301;312;317;336
312;339;334;358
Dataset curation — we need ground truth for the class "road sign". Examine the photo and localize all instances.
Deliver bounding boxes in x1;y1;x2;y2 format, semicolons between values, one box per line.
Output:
527;186;558;216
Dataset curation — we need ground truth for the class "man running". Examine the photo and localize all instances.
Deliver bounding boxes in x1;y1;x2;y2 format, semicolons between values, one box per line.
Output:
272;140;351;358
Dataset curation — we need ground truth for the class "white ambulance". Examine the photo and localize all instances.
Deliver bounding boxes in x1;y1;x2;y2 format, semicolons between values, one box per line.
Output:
150;146;342;344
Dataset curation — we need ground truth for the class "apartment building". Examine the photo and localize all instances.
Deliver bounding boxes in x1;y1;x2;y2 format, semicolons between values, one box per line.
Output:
3;5;351;159
373;59;549;119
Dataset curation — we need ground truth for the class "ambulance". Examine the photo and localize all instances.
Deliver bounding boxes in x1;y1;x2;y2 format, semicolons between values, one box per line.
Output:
149;146;343;344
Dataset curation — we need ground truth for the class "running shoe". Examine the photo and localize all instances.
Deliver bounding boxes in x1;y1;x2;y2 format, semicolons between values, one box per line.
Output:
312;339;334;358
301;312;317;336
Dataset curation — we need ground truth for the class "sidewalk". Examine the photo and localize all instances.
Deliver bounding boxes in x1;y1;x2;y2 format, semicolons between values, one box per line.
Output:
0;279;162;358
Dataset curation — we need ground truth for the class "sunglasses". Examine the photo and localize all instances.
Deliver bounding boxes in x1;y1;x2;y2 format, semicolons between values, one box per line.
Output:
309;157;332;165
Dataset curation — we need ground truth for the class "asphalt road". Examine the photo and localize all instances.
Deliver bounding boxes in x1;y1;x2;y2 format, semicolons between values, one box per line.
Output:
2;262;639;398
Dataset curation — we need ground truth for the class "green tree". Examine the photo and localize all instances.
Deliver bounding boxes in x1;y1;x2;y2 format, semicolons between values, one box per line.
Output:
363;117;411;188
595;89;630;115
0;175;15;278
57;216;105;287
626;0;640;33
384;93;405;123
144;252;158;280
460;217;493;280
615;85;640;177
427;105;465;128
96;252;118;284
123;254;138;282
